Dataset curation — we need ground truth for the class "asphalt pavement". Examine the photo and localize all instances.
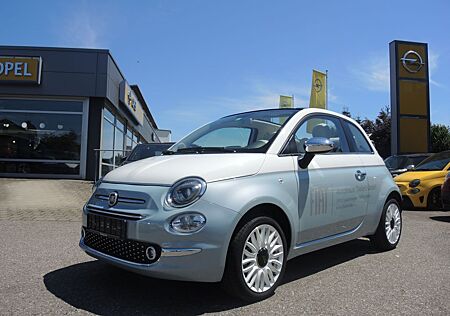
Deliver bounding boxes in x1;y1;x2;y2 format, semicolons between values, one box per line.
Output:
0;207;449;315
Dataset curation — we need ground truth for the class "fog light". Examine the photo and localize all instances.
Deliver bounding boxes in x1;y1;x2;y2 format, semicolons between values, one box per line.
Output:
410;188;420;194
170;213;206;233
146;246;157;260
81;227;86;239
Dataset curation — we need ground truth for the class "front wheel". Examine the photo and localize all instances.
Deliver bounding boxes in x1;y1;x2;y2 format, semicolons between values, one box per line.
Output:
222;216;287;302
427;188;443;210
370;199;402;251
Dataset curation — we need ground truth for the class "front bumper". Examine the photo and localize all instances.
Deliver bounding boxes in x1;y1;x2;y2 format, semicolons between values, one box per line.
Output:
397;182;429;208
79;182;240;283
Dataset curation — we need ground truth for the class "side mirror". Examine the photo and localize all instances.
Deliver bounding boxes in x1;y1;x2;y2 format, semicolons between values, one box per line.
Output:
406;164;415;171
298;137;334;169
304;137;335;154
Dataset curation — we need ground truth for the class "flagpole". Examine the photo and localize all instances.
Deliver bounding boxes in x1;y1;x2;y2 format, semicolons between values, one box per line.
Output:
326;69;328;109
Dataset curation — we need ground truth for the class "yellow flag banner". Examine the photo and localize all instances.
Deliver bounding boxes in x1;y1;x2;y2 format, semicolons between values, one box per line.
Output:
279;95;293;109
307;70;327;133
309;70;327;109
279;95;293;124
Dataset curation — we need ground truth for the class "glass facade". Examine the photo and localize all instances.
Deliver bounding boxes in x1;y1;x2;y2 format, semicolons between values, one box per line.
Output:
100;108;139;177
0;99;84;176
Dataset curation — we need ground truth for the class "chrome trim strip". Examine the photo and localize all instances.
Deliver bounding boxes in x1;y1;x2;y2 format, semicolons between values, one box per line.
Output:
161;248;202;257
95;194;146;204
86;205;143;219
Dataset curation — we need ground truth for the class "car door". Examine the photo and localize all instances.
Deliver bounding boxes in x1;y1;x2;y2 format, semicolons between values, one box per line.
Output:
284;114;368;245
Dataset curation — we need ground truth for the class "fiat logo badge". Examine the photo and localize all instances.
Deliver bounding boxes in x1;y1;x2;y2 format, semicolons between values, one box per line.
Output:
108;192;119;207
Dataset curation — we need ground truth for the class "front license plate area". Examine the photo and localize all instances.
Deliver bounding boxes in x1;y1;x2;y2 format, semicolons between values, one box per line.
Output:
87;213;127;239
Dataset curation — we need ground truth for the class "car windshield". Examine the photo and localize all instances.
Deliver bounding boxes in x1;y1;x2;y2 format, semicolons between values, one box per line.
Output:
165;109;300;154
414;152;450;171
385;156;409;170
128;144;173;161
385;155;430;170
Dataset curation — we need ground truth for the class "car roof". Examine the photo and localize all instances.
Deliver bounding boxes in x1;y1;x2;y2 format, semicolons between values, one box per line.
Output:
221;107;303;118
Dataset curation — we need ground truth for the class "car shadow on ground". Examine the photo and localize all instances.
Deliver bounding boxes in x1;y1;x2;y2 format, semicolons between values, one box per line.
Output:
44;239;375;315
429;215;450;223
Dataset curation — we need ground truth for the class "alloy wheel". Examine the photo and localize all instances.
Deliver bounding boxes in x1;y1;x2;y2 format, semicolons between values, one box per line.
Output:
385;202;401;244
241;224;284;293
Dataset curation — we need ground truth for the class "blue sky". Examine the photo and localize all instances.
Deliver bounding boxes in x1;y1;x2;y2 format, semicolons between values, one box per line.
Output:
2;0;449;140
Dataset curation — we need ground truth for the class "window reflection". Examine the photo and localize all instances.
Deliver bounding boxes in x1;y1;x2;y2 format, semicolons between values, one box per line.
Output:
100;108;142;177
0;112;82;160
0;99;84;176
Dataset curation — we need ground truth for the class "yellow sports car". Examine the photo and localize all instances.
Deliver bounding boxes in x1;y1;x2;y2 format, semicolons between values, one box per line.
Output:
395;151;450;210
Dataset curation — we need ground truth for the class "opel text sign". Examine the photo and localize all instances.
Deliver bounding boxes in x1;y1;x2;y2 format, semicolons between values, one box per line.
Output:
119;80;144;125
0;56;42;84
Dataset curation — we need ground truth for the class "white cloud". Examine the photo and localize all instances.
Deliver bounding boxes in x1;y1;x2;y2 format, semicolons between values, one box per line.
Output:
428;50;441;87
351;54;390;92
59;6;104;48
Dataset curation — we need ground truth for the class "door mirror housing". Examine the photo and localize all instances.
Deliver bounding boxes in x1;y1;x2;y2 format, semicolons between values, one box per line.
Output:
405;164;415;171
304;137;334;154
298;137;334;169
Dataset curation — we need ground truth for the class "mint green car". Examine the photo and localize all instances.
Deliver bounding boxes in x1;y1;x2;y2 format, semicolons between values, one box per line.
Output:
80;108;401;301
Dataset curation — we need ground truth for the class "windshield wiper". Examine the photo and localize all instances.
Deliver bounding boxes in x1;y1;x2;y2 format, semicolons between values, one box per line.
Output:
170;146;237;154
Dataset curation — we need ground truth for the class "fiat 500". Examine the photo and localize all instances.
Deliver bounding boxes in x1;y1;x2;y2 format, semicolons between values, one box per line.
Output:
80;108;402;301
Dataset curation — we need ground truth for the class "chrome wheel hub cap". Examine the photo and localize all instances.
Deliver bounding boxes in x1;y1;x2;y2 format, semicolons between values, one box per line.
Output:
241;224;284;293
385;203;401;244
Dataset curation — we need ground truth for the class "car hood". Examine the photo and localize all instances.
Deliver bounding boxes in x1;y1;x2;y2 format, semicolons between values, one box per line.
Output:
394;170;447;182
103;153;266;185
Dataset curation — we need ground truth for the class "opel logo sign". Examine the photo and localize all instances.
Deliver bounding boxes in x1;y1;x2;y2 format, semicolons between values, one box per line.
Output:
400;50;425;73
314;78;323;92
108;192;119;207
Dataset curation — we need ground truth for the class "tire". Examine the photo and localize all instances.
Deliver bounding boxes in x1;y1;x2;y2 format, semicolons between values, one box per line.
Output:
427;188;443;211
370;198;402;251
222;216;287;302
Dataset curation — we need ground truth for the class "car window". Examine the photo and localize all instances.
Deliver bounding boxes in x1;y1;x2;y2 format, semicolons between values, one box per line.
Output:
344;121;373;153
410;156;429;166
415;152;450;171
168;109;299;154
193;127;252;148
284;115;350;154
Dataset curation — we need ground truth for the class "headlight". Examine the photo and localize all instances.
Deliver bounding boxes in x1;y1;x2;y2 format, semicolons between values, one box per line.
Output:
409;179;421;188
171;213;206;233
165;177;207;208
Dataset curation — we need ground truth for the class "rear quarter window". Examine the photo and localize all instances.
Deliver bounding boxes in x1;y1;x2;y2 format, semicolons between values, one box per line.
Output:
344;121;373;153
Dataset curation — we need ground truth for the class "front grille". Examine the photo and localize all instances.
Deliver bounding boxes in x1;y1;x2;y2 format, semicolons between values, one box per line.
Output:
83;230;160;264
86;205;143;220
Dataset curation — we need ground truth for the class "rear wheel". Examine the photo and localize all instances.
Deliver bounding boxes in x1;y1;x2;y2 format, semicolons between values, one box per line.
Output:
222;216;287;302
427;188;443;210
370;198;402;251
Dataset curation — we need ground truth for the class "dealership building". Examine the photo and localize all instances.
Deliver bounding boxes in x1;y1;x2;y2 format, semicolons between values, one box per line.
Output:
0;46;169;180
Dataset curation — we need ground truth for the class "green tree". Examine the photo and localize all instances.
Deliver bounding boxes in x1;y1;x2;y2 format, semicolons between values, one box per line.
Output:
369;106;391;158
431;124;450;153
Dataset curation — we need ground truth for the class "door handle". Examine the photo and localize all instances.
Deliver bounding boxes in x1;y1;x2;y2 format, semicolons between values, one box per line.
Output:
355;170;367;181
